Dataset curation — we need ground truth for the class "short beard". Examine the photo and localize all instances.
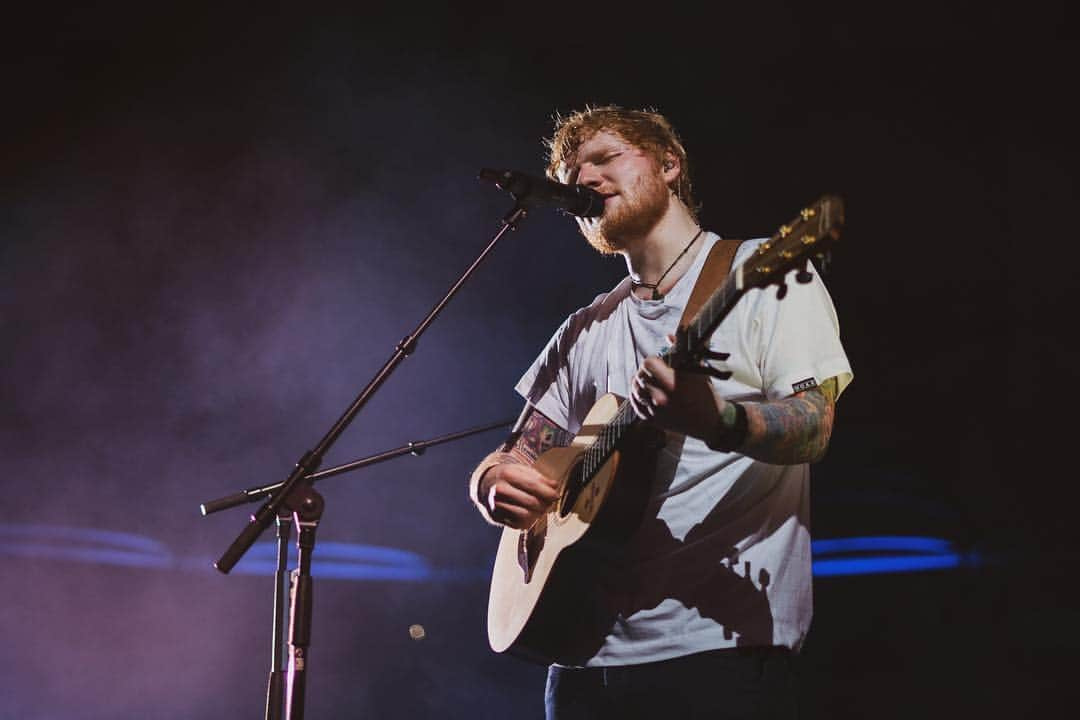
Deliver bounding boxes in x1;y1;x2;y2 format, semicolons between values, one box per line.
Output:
582;172;670;255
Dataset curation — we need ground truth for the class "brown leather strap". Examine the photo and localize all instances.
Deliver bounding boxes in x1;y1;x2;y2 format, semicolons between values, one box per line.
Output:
679;238;743;330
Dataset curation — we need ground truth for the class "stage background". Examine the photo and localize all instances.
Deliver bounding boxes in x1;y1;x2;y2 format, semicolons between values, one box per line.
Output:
2;3;1076;718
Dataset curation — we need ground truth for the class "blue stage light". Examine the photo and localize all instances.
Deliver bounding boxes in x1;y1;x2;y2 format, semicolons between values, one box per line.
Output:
811;535;980;577
0;523;174;568
0;525;984;579
229;540;433;581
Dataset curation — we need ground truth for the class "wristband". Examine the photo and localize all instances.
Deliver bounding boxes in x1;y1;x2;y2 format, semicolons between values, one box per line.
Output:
706;401;748;452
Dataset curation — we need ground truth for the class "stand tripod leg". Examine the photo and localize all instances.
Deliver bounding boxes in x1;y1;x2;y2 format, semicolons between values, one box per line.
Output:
285;488;323;720
265;512;291;720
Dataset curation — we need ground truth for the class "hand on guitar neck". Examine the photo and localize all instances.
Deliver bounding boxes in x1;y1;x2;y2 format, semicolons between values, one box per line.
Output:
630;335;745;450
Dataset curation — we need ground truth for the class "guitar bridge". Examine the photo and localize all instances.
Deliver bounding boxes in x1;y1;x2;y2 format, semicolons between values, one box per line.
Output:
517;524;545;583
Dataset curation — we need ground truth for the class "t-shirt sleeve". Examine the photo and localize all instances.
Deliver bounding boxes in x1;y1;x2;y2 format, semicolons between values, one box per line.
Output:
514;316;576;434
739;263;853;401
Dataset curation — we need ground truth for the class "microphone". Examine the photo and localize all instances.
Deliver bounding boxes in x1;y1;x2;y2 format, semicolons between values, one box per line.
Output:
479;168;604;218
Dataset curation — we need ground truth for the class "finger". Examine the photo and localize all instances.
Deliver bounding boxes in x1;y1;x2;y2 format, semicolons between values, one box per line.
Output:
630;386;654;420
642;357;675;390
632;371;652;396
640;370;674;402
530;480;562;504
645;384;669;409
496;481;556;513
634;365;666;397
631;379;656;411
500;465;561;499
492;504;535;530
498;488;540;511
540;472;563;494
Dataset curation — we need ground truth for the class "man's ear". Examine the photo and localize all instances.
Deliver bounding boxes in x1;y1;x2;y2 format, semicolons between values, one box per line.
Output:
661;152;680;184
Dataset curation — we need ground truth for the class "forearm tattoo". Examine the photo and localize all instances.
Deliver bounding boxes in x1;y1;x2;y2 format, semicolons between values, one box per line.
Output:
501;408;573;463
740;377;838;465
470;408;572;518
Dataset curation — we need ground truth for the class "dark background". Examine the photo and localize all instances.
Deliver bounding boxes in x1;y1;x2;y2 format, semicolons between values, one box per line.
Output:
1;2;1076;718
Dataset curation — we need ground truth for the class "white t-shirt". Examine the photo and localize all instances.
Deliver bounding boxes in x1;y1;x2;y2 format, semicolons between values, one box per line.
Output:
515;232;853;667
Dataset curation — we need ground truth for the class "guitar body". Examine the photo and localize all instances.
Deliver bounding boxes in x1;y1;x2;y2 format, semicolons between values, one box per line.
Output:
487;394;658;665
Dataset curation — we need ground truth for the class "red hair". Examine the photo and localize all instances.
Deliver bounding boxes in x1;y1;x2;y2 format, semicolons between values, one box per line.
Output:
545;105;698;221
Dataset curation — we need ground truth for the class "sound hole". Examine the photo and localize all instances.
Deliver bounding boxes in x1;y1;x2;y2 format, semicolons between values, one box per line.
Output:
557;458;587;518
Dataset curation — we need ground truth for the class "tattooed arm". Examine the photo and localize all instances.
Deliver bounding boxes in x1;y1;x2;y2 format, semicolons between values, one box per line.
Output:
469;404;574;529
738;377;838;464
632;354;839;465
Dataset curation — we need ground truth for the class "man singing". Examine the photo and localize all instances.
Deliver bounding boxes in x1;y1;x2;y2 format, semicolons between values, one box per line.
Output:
470;105;853;719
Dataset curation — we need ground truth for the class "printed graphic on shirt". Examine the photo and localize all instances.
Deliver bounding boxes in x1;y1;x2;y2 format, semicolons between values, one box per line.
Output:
792;377;818;393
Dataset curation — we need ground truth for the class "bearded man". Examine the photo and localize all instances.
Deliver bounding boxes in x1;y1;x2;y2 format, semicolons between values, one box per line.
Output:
470;105;853;720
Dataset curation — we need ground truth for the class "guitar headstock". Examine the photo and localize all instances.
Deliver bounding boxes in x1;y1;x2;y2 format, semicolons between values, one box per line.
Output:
736;195;845;293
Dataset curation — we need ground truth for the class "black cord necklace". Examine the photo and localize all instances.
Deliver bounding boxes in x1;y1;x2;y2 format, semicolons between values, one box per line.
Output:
631;228;704;301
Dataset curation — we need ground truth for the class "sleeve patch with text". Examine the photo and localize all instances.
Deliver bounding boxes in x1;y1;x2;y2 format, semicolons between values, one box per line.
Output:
792;377;819;393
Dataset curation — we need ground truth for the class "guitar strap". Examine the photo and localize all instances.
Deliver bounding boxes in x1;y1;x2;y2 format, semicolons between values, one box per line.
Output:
678;237;743;329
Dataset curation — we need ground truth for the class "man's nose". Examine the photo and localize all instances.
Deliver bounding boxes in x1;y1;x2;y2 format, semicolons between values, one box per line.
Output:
576;164;602;188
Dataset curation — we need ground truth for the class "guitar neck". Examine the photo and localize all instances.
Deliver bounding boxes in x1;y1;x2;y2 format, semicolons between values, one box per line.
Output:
579;275;745;484
581;401;637;484
676;277;744;365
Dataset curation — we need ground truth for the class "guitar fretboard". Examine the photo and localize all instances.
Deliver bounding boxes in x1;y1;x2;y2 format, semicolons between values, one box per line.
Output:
683;277;741;357
581;401;636;482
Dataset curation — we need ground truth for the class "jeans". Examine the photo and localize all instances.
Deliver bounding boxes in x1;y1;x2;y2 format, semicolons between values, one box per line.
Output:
544;647;798;720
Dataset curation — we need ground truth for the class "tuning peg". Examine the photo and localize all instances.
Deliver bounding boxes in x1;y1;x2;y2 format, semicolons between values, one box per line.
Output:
701;349;730;362
796;261;813;284
681;347;733;381
776;282;788;300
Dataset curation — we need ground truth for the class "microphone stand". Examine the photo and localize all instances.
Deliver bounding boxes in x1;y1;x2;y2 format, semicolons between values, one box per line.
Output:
207;191;532;720
201;418;513;720
200;419;517;517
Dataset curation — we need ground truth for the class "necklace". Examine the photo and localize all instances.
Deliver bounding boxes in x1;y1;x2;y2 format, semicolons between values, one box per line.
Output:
631;228;704;300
